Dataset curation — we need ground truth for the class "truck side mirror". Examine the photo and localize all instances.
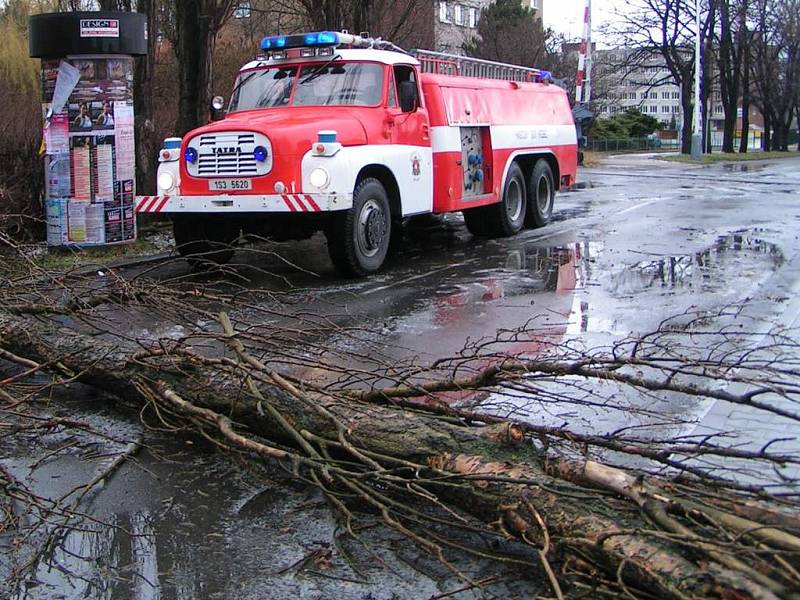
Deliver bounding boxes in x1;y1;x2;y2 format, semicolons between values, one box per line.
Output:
398;81;418;113
209;95;225;121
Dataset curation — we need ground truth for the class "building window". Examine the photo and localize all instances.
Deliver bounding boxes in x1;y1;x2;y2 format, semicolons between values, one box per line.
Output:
233;0;251;18
672;91;680;99
662;105;670;112
469;7;478;28
649;91;657;99
661;91;669;99
640;91;647;99
649;105;657;113
454;4;463;25
673;105;680;112
439;1;450;22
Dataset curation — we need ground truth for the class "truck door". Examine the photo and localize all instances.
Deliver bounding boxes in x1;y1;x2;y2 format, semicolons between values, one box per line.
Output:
386;65;430;147
385;65;433;215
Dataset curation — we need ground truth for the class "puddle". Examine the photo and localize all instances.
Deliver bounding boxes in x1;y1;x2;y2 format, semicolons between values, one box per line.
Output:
723;163;767;173
551;205;592;223
608;232;782;295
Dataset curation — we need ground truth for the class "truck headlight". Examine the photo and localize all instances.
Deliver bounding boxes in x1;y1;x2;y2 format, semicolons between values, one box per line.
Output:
309;167;330;189
158;171;176;193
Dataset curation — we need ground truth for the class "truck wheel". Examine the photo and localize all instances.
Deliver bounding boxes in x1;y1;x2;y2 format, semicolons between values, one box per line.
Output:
172;215;237;268
526;159;555;228
464;162;526;237
326;178;391;277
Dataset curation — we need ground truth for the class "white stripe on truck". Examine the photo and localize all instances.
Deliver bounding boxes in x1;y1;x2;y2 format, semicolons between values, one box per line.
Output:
430;124;576;153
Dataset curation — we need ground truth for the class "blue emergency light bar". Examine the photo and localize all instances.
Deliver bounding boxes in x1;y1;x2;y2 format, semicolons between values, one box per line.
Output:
262;31;342;51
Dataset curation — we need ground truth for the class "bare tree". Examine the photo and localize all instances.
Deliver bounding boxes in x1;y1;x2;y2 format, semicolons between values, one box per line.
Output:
608;0;714;154
751;0;800;151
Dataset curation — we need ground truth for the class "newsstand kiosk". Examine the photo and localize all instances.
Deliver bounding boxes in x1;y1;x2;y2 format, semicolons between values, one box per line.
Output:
29;12;146;247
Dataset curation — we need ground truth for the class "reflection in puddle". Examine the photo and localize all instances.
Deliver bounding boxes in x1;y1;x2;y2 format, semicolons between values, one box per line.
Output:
723;163;767;173
611;233;782;294
564;232;784;335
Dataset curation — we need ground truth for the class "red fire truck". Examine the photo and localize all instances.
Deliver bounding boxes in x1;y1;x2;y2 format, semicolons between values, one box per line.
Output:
135;32;577;276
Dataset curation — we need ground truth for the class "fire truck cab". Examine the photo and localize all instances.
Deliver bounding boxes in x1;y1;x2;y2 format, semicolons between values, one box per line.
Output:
136;31;577;276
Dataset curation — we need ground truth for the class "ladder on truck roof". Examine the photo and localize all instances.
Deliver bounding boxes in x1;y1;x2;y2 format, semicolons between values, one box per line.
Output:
409;49;551;83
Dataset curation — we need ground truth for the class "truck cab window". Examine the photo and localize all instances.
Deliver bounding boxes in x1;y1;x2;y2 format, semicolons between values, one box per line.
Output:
394;65;418;112
294;62;384;106
229;67;297;112
387;71;397;108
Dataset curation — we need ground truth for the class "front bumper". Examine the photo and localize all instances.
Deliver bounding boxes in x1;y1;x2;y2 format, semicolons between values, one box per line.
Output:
134;192;352;214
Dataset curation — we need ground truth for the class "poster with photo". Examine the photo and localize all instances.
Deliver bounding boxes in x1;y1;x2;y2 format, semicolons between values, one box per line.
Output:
94;100;115;130
69;102;94;131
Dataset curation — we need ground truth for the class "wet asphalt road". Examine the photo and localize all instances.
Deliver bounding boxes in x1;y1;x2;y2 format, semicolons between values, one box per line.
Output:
4;154;800;599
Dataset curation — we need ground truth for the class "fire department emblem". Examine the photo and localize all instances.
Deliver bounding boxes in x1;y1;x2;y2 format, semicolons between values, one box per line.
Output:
411;152;421;178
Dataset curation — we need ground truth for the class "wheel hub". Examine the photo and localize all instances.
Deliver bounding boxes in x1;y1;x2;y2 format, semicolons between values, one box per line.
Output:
537;176;552;212
358;199;386;257
506;179;523;221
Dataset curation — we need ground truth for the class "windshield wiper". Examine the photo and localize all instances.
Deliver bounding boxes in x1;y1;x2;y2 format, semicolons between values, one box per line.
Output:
299;54;341;85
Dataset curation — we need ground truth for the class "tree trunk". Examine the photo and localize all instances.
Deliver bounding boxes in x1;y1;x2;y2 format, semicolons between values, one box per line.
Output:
762;110;771;151
1;315;797;600
174;0;214;136
134;0;157;195
738;36;751;154
680;81;693;154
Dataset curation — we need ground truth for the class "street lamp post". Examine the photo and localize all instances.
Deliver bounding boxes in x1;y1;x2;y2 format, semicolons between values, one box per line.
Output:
691;0;702;160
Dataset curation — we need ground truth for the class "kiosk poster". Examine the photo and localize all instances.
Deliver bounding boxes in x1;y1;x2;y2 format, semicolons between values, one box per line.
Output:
41;56;136;247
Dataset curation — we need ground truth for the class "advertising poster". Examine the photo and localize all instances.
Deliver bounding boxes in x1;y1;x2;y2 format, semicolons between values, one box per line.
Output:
70;135;93;200
46;152;71;199
42;56;137;247
68;201;87;242
46;198;68;246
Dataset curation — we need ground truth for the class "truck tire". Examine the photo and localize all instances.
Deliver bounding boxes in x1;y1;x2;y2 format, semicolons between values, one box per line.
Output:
463;162;526;237
326;178;391;277
172;215;238;268
525;159;555;228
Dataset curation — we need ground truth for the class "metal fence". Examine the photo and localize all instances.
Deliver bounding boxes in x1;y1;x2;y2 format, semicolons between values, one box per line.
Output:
585;137;677;152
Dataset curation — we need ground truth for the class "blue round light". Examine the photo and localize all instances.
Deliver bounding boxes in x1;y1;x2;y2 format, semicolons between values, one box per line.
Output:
253;145;268;162
185;147;198;163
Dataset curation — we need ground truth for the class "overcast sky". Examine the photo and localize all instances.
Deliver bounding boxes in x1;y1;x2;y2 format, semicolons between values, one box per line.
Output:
543;0;622;41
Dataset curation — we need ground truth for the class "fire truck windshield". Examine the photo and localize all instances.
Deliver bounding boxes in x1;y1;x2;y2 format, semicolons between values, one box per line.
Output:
228;62;384;111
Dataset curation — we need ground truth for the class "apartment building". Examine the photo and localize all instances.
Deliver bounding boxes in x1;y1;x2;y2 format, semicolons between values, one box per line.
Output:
592;48;684;128
435;0;543;53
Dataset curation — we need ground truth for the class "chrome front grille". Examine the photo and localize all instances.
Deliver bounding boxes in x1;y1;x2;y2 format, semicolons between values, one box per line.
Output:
186;131;272;178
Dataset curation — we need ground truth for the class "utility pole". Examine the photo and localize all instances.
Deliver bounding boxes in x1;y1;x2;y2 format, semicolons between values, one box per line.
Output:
575;0;591;105
691;0;702;160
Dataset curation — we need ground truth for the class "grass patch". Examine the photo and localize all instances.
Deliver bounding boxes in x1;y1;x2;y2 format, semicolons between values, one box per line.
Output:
1;222;173;275
661;150;800;164
34;237;163;271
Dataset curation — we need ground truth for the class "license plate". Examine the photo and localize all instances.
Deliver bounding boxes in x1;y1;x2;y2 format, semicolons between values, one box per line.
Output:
209;178;252;191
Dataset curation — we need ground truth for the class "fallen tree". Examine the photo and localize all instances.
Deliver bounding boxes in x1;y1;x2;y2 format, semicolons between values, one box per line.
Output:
1;251;800;599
